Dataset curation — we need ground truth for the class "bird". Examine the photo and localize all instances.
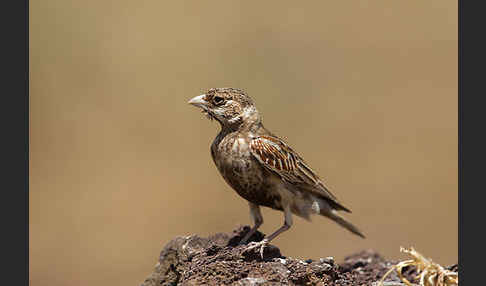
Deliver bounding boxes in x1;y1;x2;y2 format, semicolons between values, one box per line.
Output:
188;88;365;256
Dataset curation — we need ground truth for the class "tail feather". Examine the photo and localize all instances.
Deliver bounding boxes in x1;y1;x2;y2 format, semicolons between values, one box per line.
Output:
322;209;365;238
308;196;365;238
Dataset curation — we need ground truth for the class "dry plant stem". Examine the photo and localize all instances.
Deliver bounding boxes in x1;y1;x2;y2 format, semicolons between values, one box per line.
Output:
378;247;458;286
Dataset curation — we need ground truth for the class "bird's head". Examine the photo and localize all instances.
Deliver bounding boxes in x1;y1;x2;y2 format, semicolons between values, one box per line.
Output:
188;88;261;129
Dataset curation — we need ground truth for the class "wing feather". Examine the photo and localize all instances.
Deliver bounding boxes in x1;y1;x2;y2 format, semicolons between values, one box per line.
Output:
249;135;350;212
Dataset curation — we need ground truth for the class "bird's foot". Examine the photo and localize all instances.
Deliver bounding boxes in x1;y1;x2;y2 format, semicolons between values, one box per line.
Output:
244;238;269;259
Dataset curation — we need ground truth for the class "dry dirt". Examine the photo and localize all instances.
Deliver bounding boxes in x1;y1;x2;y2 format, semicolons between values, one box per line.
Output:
140;226;457;286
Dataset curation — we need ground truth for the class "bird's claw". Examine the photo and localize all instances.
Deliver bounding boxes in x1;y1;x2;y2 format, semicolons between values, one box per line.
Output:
244;239;269;259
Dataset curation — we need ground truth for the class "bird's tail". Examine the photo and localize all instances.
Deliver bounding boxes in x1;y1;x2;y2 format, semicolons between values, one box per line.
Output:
313;197;365;238
322;209;365;238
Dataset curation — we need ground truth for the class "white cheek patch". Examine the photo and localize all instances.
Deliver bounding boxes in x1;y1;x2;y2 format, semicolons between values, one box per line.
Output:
228;116;240;124
212;108;225;117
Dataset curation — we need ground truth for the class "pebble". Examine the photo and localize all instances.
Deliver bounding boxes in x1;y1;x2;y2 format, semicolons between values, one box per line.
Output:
319;256;334;265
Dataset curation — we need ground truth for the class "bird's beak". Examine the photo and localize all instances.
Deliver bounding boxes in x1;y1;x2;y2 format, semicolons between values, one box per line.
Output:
188;94;207;108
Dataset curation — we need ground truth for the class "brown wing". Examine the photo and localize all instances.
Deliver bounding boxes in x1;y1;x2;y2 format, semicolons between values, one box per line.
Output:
249;135;351;212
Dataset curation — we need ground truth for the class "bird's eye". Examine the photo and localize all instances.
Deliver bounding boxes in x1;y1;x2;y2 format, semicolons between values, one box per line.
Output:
213;96;225;105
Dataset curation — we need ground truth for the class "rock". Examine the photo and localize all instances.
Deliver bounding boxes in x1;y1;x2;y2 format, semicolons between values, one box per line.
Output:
140;226;457;286
236;277;267;285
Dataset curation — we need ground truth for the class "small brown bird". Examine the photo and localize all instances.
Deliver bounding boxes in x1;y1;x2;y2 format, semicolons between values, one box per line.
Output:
188;88;364;255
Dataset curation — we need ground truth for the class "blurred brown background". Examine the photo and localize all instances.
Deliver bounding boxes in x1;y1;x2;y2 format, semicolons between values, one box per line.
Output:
30;1;457;285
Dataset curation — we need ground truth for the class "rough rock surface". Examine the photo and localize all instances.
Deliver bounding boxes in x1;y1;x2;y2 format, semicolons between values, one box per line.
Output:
141;226;456;286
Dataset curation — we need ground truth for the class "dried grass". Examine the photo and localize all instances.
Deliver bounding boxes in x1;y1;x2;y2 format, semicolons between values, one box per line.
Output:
378;247;458;286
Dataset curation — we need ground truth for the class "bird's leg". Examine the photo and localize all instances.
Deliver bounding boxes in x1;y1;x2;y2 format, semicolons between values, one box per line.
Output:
239;203;263;245
262;206;293;243
246;205;293;258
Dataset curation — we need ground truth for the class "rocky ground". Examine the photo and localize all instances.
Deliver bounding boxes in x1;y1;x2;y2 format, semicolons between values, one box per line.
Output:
141;226;457;286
